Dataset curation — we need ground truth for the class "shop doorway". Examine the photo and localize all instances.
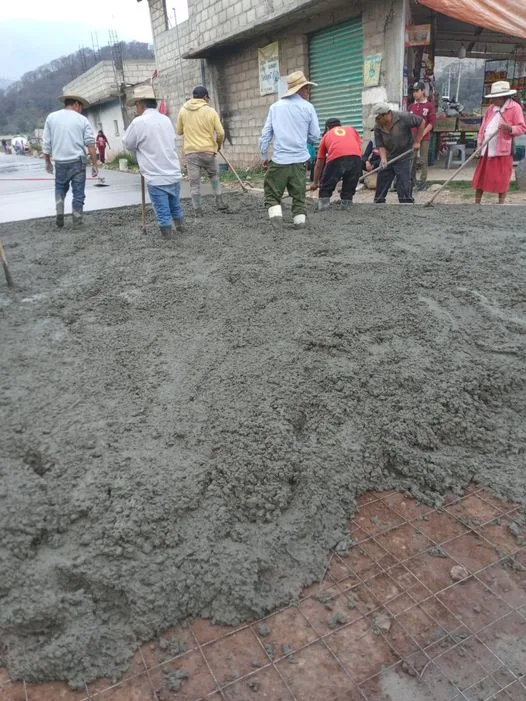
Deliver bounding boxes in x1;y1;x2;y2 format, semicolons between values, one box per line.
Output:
309;18;364;132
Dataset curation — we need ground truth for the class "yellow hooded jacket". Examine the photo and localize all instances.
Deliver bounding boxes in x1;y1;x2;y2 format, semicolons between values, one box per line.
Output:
176;99;225;154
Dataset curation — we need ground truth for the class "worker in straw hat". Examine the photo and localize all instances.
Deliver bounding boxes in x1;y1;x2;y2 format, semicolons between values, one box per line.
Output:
123;85;184;237
42;94;98;228
259;70;321;229
472;80;526;205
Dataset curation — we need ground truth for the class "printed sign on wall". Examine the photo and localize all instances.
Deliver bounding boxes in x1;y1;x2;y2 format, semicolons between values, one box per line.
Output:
364;54;383;88
258;42;280;96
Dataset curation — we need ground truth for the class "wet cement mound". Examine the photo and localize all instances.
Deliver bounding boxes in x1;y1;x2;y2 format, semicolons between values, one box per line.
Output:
1;197;525;687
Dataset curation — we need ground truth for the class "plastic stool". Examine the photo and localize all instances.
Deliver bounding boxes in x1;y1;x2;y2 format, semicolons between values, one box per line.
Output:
446;144;466;169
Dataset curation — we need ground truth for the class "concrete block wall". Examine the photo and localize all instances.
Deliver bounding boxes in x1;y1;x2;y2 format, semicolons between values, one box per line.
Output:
63;60;157;105
152;25;202;117
122;60;157;85
148;0;169;37
145;0;405;168
184;0;320;55
207;0;404;167
64;62;117;105
211;33;309;168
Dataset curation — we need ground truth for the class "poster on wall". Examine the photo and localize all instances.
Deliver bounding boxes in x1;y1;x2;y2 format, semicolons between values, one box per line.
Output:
363;54;383;88
258;42;280;96
405;24;432;47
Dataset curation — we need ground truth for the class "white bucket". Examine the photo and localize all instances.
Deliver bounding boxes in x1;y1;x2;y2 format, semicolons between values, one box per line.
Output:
118;158;128;172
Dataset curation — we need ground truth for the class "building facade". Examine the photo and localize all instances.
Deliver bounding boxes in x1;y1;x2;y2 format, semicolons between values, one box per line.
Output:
63;60;156;161
142;0;408;167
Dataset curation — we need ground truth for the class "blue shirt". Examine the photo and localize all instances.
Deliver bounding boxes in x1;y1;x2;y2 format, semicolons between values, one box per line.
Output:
259;94;320;165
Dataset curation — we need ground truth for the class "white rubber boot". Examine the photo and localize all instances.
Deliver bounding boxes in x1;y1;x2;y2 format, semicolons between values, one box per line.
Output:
293;214;306;230
268;204;283;230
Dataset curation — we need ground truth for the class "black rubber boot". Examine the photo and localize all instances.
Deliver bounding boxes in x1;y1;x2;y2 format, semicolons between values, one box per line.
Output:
215;194;228;212
160;226;172;238
317;197;330;211
173;218;185;233
72;209;83;227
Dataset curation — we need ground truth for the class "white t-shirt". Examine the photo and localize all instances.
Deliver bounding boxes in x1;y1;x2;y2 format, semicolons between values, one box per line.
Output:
122;109;182;186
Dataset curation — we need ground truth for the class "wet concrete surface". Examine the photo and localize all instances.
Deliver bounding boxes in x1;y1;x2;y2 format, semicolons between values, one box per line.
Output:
1;195;525;689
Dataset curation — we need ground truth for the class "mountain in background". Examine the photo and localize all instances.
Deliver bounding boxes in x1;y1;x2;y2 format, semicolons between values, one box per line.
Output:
0;42;153;135
0;19;151;80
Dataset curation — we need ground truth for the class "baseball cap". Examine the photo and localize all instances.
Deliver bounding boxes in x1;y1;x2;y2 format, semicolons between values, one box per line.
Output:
192;85;209;99
373;102;391;117
413;81;425;91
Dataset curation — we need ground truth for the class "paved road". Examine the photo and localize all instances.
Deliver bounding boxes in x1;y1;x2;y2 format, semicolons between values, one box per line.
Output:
0;154;203;223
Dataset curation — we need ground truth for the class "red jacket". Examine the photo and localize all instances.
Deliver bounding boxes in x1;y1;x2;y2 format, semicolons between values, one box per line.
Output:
477;100;526;157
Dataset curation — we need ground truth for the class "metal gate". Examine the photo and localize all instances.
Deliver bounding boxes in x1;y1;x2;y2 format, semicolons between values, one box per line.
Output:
309;18;364;133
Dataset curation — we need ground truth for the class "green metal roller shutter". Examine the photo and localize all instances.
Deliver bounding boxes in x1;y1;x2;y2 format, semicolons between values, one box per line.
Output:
309;18;364;133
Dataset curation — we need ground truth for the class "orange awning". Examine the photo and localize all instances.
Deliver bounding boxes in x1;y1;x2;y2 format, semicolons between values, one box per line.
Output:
418;0;526;40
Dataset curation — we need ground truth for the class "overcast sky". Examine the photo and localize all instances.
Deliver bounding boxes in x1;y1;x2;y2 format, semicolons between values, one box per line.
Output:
1;0;155;80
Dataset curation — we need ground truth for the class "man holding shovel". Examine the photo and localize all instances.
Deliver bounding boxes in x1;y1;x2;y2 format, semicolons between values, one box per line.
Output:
42;94;97;228
123;85;184;238
373;102;425;204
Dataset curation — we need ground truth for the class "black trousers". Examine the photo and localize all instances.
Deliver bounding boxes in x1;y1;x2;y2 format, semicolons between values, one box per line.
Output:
374;156;414;203
319;155;361;201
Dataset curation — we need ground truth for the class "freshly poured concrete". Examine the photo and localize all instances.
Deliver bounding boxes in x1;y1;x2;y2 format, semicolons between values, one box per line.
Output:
1;196;524;687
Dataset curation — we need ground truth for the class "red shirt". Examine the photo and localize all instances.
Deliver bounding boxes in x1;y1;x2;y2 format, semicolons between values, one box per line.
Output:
317;126;362;162
408;100;435;141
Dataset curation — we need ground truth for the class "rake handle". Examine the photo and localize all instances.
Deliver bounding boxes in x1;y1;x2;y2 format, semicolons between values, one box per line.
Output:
358;148;415;183
219;151;249;192
425;131;498;207
0;243;14;287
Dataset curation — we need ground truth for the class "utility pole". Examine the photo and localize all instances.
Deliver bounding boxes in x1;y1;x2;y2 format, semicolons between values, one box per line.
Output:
455;62;462;102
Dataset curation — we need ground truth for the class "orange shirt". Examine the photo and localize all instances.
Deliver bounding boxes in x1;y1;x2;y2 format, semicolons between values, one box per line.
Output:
316;126;362;163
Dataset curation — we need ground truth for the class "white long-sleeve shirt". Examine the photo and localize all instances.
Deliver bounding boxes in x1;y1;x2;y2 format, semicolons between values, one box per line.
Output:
122;109;182;186
42;108;95;162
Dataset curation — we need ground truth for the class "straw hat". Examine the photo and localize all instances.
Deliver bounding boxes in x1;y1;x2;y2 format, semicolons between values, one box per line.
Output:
485;80;517;99
59;94;89;108
284;71;317;97
126;85;157;106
